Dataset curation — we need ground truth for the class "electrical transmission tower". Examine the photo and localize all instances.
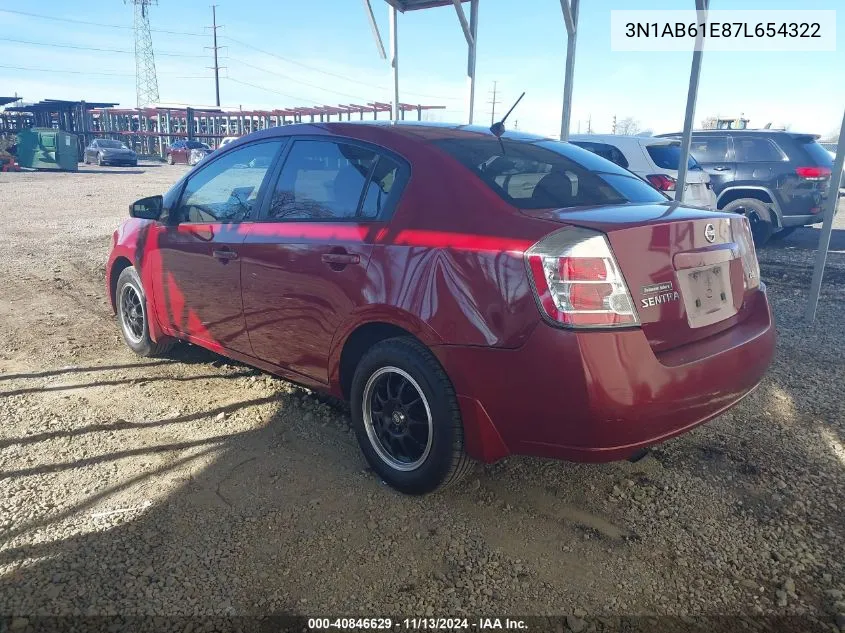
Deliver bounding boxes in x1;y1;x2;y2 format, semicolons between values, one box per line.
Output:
128;0;160;107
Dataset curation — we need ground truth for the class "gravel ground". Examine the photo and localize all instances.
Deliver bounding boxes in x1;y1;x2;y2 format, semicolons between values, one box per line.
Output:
0;164;843;630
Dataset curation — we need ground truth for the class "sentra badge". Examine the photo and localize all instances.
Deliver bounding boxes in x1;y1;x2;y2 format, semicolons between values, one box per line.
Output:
640;281;679;308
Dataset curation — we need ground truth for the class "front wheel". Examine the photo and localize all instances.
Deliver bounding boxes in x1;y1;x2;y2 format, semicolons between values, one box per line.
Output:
97;154;104;167
167;154;174;165
722;198;774;247
115;266;175;357
351;337;474;495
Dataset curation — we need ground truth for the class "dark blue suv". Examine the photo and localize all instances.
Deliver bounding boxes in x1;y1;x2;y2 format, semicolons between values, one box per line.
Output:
657;130;836;245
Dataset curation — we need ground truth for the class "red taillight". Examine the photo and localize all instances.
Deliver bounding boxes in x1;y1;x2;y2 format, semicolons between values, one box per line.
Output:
525;228;639;328
560;257;607;281
569;283;614;310
732;216;760;290
646;174;677;191
795;166;831;181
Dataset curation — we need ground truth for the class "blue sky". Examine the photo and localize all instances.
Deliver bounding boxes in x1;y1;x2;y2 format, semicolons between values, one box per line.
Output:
1;0;842;139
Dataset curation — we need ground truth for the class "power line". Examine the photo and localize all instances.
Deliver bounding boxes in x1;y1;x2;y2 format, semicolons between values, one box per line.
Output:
228;58;370;101
0;63;206;79
223;35;462;102
223;77;315;105
0;8;206;36
0;36;206;58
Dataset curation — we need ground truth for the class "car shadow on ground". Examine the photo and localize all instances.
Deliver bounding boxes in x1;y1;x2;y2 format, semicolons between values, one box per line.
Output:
766;227;845;253
1;329;844;624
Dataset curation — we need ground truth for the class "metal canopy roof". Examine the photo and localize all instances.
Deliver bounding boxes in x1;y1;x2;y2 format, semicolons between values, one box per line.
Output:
6;99;118;113
0;97;21;108
384;0;469;12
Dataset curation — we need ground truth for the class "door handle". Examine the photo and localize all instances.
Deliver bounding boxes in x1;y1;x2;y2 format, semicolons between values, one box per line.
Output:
213;249;238;261
712;166;731;171
321;253;360;265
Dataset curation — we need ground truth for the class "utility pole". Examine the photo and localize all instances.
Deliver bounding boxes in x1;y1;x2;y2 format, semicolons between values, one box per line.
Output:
207;5;223;107
612;115;617;134
587;114;592;134
488;80;500;124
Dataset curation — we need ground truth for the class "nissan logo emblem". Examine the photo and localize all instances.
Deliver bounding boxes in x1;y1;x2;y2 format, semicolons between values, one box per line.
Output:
704;223;716;243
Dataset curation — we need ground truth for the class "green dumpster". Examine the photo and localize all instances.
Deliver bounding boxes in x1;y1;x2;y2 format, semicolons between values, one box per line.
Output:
16;128;79;171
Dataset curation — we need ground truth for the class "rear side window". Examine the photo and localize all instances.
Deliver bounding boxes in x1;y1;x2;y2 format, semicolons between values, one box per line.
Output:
690;136;729;163
733;137;785;162
794;136;834;166
570;141;629;168
266;140;402;221
646;143;698;170
433;137;667;209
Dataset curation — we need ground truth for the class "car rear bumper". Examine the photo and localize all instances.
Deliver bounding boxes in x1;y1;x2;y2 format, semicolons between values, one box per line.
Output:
433;286;775;464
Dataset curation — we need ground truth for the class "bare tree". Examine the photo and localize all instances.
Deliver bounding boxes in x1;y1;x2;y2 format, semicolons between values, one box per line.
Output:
615;117;642;135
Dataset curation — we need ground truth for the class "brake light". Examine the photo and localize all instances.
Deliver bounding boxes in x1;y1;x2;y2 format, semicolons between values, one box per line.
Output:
733;217;760;290
795;166;831;181
525;228;639;328
646;174;677;191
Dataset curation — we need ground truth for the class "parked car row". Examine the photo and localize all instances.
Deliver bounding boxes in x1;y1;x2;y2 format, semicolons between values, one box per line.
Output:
108;121;775;495
571;130;837;246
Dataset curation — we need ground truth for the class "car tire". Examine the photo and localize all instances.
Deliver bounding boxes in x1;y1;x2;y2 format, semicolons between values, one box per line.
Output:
167;154;174;165
97;154;104;167
722;198;774;247
115;266;175;357
350;337;474;495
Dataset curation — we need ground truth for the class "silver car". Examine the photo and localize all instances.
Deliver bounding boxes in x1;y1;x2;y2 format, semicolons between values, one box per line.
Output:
570;134;717;209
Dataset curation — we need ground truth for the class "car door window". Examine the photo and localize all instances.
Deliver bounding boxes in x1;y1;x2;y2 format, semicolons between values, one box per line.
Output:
570;141;629;168
172;141;283;224
266;140;390;221
690;136;729;163
733;137;785;162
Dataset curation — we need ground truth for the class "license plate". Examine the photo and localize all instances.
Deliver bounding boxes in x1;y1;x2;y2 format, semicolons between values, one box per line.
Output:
682;264;737;328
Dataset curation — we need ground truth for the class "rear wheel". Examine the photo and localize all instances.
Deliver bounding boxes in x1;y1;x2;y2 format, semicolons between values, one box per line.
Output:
722;198;774;247
97;153;104;167
167;154;174;165
350;337;473;495
115;266;175;357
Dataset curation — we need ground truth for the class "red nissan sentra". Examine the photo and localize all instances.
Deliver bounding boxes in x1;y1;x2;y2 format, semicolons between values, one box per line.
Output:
107;122;775;494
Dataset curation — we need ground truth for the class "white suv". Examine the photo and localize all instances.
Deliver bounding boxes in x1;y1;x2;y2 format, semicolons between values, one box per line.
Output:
570;135;717;209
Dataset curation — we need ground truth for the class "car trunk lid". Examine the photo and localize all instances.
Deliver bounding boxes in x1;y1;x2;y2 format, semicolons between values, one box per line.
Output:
522;202;758;352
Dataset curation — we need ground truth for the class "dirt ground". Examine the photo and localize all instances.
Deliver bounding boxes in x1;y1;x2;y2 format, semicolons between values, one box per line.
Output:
0;164;844;630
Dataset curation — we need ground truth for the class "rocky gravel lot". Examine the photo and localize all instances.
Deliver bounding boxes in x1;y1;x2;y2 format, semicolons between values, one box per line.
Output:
0;165;843;631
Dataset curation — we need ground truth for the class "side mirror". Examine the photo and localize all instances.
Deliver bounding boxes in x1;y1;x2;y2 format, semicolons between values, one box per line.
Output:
129;195;163;220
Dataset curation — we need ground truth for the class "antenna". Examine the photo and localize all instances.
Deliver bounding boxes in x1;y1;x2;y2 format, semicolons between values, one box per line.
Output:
127;0;160;107
490;91;525;138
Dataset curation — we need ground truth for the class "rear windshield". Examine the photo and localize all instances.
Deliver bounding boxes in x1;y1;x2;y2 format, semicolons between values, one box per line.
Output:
795;136;834;166
98;140;125;149
433;138;667;209
646;143;700;170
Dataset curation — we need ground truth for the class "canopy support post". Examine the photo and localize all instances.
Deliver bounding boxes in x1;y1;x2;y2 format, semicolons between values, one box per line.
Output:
453;0;478;124
389;4;399;121
805;109;845;323
559;0;579;141
676;0;709;200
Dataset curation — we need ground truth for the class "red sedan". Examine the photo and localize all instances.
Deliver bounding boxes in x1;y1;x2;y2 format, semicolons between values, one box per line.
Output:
165;140;212;165
107;122;775;494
